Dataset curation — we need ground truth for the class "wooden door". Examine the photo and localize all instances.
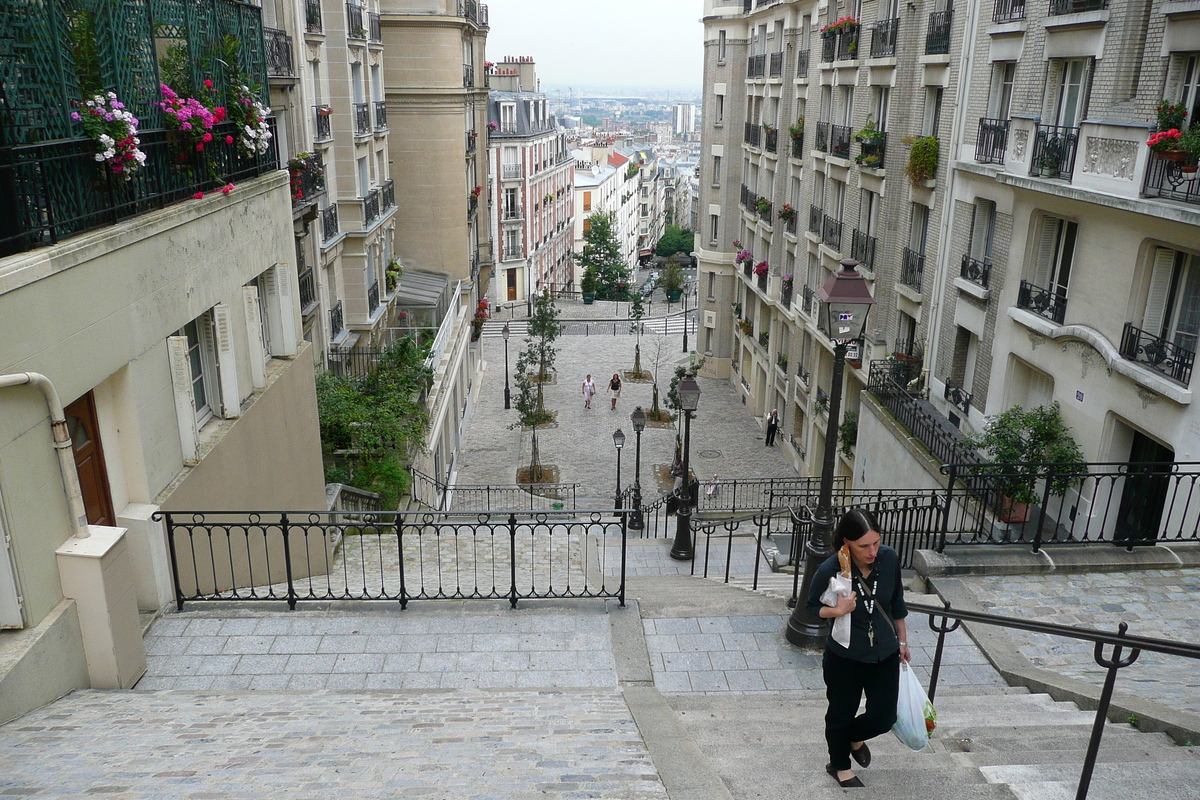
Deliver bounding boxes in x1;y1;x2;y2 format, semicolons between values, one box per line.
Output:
65;392;115;527
1115;433;1173;547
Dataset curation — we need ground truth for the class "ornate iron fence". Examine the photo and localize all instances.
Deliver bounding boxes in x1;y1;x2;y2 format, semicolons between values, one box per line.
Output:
382;179;395;209
822;215;843;250
821;32;837;62
901;248;925;291
329;300;344;339
264;27;294;77
993;0;1025;20
306;0;323;32
1142;153;1200;206
346;1;365;37
368;280;380;315
1018;279;1067;323
851;229;877;270
976;117;1010;164
808;204;823;234
354;102;372;136
314;106;333;140
363;187;381;227
836;26;860;60
830;124;852;159
814;121;829;153
868;362;979;468
298;267;316;310
871;18;898;57
321;203;339;242
1119;323;1195;385
1031;124;1079;180
925;10;952;54
960;254;991;288
374;101;388;129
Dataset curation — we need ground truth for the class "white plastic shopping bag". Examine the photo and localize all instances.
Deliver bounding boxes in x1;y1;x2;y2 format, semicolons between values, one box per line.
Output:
819;574;854;649
892;662;936;752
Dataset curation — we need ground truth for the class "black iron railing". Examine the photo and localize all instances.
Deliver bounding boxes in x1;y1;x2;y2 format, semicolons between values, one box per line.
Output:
791;134;804;157
871;18;898;57
830;124;852;159
796;49;810;76
960;254;991;288
354;102;371;135
364;188;380;227
856;131;886;167
1050;0;1107;13
346;1;365;38
901;247;924;291
758;275;768;294
368;11;381;42
802;284;815;316
814;121;829;153
785;214;797;234
298;267;316;310
740;184;754;210
764;127;778;153
264;27;294;77
1018;279;1067;323
314;106;333;140
374;101;387;130
821;32;837;62
781;281;793;307
1120;323;1195;385
926;10;952;55
0;122;278;258
368;280;380;315
289;152;325;207
382;179;395;209
809;204;823;234
837;26;860;60
851;229;877;270
744;121;761;147
466;131;477;156
306;0;323;32
976;117;1009;164
321;204;339;242
463;63;475;87
748;53;767;78
1031;124;1079;180
993;0;1025;20
944;378;972;416
869;362;980;468
769;51;784;77
1142;154;1200;206
159;510;627;610
822;215;843;250
330;299;344;338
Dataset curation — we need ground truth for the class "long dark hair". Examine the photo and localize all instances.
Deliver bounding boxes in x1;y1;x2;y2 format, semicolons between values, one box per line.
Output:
832;508;879;550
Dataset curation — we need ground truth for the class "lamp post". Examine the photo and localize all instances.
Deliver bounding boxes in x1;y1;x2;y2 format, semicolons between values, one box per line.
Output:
502;322;511;410
670;377;702;560
612;428;626;516
785;259;876;648
629;406;646;530
681;281;689;353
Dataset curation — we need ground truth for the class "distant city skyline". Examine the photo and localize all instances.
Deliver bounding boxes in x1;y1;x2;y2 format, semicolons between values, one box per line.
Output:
484;0;703;93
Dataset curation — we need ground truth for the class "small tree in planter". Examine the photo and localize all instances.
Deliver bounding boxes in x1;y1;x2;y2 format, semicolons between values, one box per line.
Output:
964;402;1086;522
660;261;685;301
580;269;599;303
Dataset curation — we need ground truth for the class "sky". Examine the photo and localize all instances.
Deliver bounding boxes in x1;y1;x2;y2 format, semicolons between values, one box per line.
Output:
483;0;704;95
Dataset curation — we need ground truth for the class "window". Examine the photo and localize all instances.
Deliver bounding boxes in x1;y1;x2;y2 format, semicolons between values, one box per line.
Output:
504;187;519;217
1181;54;1200;130
180;316;217;425
909;204;929;254
1050;58;1091;128
251;274;273;361
969;200;996;262
1032;216;1077;300
351;63;364;104
719;29;727;62
838;86;854;127
712;155;721;185
709;213;719;243
371;64;382;102
504;228;520;257
951;327;979;394
829;179;845;220
500;102;516;132
716;94;724;125
708;270;716;299
871;87;890;130
357;156;368;194
583;191;591;212
1143;247;1200;355
923;87;943;137
861;189;879;236
988;62;1016;120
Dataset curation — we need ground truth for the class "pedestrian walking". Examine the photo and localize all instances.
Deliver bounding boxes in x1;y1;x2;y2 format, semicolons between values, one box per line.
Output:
765;409;779;446
806;508;910;789
581;374;596;409
608;372;622;410
705;474;720;499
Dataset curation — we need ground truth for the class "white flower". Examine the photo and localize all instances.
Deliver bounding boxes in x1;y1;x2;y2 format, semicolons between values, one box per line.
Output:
99;133;114;147
94;153;105;162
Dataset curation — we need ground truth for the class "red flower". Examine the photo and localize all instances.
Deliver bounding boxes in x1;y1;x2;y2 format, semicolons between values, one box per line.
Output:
203;79;213;88
221;183;235;195
193;191;205;200
225;135;234;144
195;143;204;152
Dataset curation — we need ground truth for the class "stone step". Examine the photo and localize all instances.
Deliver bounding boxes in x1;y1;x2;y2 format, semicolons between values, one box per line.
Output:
981;761;1200;800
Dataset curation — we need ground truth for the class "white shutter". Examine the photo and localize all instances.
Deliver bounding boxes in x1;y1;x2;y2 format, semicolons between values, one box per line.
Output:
1142;248;1178;338
271;265;300;357
970;200;994;261
0;492;25;628
167;335;199;465
1028;371;1054;409
1043;61;1065;123
212;303;242;416
1033;217;1060;289
241;288;268;390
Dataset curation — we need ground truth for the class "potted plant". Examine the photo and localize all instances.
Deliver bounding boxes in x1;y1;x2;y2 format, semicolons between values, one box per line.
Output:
661;261;685;302
735;248;754;266
738;319;754;336
1156;99;1188;132
1177;125;1200;176
964;402;1086;523
755;196;772;216
581;269;598;304
820;15;859;35
777;203;796;222
753;261;769;278
385;258;403;293
1147;128;1186;162
838;410;859;458
904;135;939;187
789;117;805;139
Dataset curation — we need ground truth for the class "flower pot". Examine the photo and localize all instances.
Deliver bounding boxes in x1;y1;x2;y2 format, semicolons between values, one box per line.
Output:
1155;149;1188;163
998;496;1031;524
665;289;682;302
1183;165;1199;178
582;292;596;304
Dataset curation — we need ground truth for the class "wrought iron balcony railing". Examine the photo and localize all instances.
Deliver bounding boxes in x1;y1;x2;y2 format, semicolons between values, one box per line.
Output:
764;127;778;153
368;280;380;315
289;152;325;207
769;51;784;77
781;281;793;308
822;215;843;250
791;134;804;158
463;64;475;87
1049;0;1107;14
893;338;924;361
748;53;767;78
744;121;761;147
837;26;860;60
314;106;333;140
758;273;768;293
264;27;294;77
321;204;339;243
1143;152;1200;206
944;378;973;416
374;100;387;130
975;117;1009;164
786;215;797;234
802;285;816;317
1018;279;1067;324
796;49;810;76
353;102;371;136
871;18;898;57
869;363;978;467
960;254;991;288
809;204;823;234
993;0;1026;21
1030;124;1079;180
821;31;837;62
306;0;323;32
901;247;925;291
851;229;877;271
382;179;395;209
330;300;344;339
926;10;952;55
346;2;365;38
298;267;317;311
368;11;382;42
814;121;829;153
1120;323;1195;385
466;131;478;156
502;163;523;179
741;184;755;210
363;188;381;227
856;131;887;167
830;124;852;159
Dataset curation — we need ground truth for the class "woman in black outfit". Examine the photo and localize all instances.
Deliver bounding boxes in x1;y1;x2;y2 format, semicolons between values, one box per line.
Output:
805;508;910;788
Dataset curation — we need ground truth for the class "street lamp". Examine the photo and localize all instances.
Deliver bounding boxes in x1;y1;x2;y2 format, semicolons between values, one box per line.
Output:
786;259;876;647
681;280;689;353
670;377;702;560
629;406;647;531
612;428;626;516
502;322;511;410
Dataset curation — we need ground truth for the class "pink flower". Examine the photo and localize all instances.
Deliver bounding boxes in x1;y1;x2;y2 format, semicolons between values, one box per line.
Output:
221;183;235;195
202;132;213;142
225;135;234;144
193;192;204;200
195;143;204;151
203;79;213;88
70;111;81;121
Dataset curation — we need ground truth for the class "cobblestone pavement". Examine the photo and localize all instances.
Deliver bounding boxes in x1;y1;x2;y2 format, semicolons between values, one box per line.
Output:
956;568;1200;715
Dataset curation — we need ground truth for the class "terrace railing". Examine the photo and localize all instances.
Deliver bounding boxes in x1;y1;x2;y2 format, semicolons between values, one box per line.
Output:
943;377;973;416
298;267;317;311
306;0;323;32
1018;279;1067;324
1031;124;1079;180
830;124;852;159
346;1;365;38
374;100;388;130
814;121;829;153
1142;154;1200;207
993;0;1025;20
1049;0;1107;13
264;27;294;77
363;188;381;227
976;117;1010;164
836;26;860;60
851;229;877;271
329;299;344;339
321;203;339;242
901;247;925;291
368;280;380;315
808;204;823;234
354;102;372;136
925;10;952;55
1119;323;1196;385
960;253;991;288
871;18;898;57
314;106;333;140
796;49;810;76
769;51;784;77
868;362;979;468
822;215;843;250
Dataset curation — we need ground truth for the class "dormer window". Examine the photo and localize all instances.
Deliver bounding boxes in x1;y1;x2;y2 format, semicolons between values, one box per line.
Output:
501;102;516;133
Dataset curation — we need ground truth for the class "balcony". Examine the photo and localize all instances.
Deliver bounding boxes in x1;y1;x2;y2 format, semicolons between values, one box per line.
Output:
298;267;317;311
346;2;365;39
368;280;380;316
814;121;829;153
330;300;344;339
363;188;381;227
791;134;804;158
993;0;1026;21
382;179;395;209
747;53;767;78
321;204;339;243
821;32;837;63
944;379;973;417
1049;0;1107;14
353;102;371;136
769;51;784;77
264;28;294;77
960;254;991;289
368;11;382;42
830;124;852;159
809;204;823;235
822;215;843;250
289;152;325;207
785;214;797;235
851;229;877;271
502;163;523;180
502;206;522;221
781;280;793;308
460;0;488;26
871;18;898;57
1120;323;1195;385
306;0;323;33
1143;154;1200;205
837;26;860;61
901;248;924;292
856;131;886;168
758;273;768;293
744;121;761;148
466;131;478;156
463;64;475;88
925;10;952;55
802;285;816;317
764;126;778;153
374;101;387;130
1030;124;1079;180
976;117;1009;164
869;362;978;467
796;49;810;76
1017;279;1067;324
314;106;333;140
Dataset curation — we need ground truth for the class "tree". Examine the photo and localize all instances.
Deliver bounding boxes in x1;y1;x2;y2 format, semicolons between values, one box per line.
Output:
577;211;630;301
655;225;694;258
666;357;706;459
509;293;561;481
628;292;647;378
645;336;674;422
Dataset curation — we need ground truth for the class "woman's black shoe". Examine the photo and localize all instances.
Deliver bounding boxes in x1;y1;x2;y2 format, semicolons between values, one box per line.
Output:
850;742;871;768
826;764;865;788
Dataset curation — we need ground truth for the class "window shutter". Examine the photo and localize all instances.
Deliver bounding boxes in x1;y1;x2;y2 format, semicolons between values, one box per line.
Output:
1143;247;1178;338
167;335;199;465
211;303;242;416
1029;370;1054;409
271;265;300;356
987;63;1006;118
970;200;994;261
242;287;268;390
1043;61;1065;123
1033;217;1060;288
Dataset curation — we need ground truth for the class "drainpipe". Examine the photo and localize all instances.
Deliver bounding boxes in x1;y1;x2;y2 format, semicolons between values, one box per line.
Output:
0;373;89;539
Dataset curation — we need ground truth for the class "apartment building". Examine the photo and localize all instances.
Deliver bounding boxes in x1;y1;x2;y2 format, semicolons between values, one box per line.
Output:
572;146;642;281
697;0;964;481
675;102;698;135
0;0;324;721
487;58;576;300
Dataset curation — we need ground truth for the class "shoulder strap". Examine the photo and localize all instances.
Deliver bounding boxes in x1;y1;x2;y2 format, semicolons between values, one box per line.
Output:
856;575;898;638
